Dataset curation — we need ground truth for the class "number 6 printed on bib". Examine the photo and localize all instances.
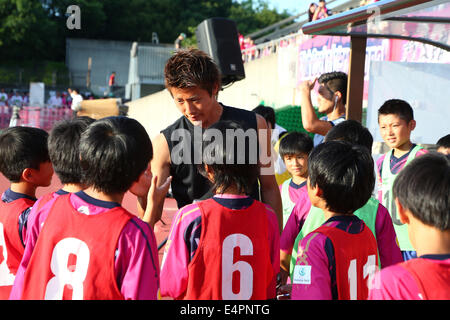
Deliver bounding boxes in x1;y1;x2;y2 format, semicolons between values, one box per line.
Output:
222;234;253;300
45;237;90;300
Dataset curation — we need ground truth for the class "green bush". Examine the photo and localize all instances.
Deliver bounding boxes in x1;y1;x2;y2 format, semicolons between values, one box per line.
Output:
0;68;17;83
273;105;326;138
0;61;69;86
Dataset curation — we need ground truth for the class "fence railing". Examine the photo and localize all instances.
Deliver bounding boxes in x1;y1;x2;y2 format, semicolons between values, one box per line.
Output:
0;106;73;131
240;0;364;63
241;31;308;63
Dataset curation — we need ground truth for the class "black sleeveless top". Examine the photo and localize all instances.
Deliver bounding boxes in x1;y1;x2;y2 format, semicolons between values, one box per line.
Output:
161;104;260;208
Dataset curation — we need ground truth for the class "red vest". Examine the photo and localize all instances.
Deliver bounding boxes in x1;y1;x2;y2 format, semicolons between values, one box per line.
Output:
0;197;35;299
401;258;450;300
33;192;56;213
315;222;379;300
183;198;274;300
21;194;132;300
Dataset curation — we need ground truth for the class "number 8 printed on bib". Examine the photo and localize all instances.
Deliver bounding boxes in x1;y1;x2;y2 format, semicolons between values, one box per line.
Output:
0;222;15;285
45;238;90;300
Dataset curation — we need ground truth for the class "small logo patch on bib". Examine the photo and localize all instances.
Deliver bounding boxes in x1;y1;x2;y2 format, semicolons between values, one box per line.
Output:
293;265;312;284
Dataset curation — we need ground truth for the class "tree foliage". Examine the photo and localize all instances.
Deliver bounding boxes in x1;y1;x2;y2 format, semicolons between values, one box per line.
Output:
230;0;289;36
0;0;290;62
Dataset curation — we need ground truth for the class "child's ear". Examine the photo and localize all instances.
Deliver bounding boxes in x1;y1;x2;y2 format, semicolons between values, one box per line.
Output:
307;179;324;208
307;179;322;197
408;119;416;131
129;167;152;198
21;168;34;183
395;198;409;225
313;185;323;197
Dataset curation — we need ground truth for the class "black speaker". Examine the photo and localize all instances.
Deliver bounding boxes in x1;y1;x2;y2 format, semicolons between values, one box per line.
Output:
196;18;245;87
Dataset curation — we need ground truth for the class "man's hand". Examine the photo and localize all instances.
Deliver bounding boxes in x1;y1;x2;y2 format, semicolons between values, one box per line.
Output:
299;78;317;93
142;175;172;229
277;284;292;300
279;266;290;286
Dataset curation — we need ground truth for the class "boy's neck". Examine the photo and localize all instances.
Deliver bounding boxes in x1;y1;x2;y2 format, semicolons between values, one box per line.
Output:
61;183;85;194
291;176;307;185
392;140;413;158
322;207;348;221
410;219;450;257
326;104;345;121
83;187;124;205
215;185;246;196
10;182;37;199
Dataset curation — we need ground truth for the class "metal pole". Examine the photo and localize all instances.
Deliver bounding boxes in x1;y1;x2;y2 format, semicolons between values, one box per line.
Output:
346;35;367;122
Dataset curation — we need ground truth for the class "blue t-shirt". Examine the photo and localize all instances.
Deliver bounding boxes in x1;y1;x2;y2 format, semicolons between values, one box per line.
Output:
313;115;346;146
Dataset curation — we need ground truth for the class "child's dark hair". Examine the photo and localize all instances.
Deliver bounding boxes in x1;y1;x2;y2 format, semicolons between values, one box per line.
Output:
164;49;221;96
48;117;95;184
437;134;450;149
378;99;414;123
308;141;375;214
308;3;317;22
324;119;373;151
0;127;50;182
79;116;152;194
198;120;259;195
279;131;313;159
252;105;275;129
318;71;348;105
393;152;449;231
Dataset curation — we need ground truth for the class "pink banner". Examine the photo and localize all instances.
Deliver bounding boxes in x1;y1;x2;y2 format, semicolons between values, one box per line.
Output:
297;36;390;101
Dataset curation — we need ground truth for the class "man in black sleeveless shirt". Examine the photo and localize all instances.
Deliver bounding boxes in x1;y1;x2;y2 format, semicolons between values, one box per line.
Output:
149;49;282;232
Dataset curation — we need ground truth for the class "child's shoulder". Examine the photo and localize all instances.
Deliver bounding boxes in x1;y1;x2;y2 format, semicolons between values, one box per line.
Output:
302;217;367;247
376;153;388;167
173;202;202;226
370;262;421;299
292;193;312;216
416;147;429;156
253;201;279;232
377;262;412;280
256;200;277;218
261;201;276;214
122;215;156;241
279;178;291;190
297;230;329;263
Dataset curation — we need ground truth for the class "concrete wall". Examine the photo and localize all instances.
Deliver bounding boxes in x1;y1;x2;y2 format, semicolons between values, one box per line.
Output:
126;52;297;140
218;53;297;110
66;38;132;90
66;39;172;97
126;89;179;140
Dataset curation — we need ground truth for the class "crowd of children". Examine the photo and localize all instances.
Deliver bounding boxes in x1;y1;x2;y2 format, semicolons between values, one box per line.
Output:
0;116;172;300
0;65;448;300
276;100;448;300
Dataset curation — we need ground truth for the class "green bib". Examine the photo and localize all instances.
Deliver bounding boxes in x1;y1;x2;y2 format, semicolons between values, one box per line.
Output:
381;145;422;251
289;197;380;279
281;179;296;229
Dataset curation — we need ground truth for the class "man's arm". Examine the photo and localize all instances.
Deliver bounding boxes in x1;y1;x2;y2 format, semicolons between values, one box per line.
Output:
256;114;283;233
142;133;172;227
299;79;333;136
